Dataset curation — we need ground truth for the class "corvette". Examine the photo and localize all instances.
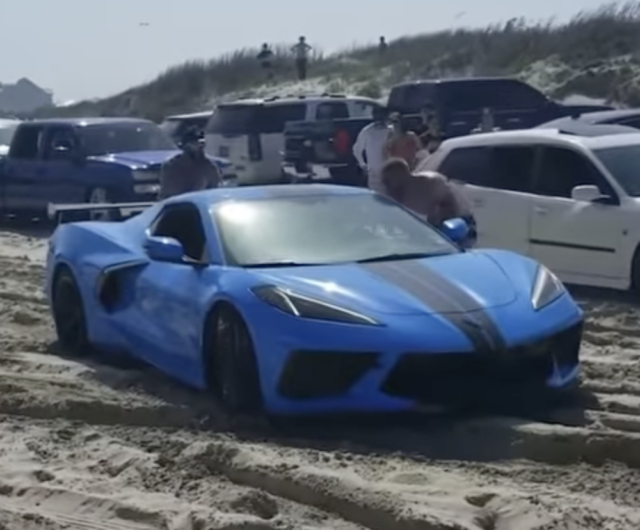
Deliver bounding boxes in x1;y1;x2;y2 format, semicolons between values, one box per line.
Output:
45;184;583;415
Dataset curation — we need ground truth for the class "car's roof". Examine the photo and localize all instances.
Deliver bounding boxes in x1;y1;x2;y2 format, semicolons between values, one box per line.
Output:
394;76;519;87
218;95;377;107
22;117;153;126
538;109;640;128
169;183;370;207
163;111;212;120
440;129;640;151
0;119;18;127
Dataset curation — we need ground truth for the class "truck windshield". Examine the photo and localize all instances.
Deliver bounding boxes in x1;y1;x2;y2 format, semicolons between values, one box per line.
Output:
78;122;176;156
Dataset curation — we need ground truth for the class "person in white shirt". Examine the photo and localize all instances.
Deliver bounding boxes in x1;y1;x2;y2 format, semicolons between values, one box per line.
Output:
352;106;392;195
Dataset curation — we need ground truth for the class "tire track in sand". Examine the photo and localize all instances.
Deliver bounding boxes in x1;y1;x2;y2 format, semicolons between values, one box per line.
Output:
0;234;638;528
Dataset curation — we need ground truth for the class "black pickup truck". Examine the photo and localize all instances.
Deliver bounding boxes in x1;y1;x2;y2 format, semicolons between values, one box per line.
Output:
282;77;612;183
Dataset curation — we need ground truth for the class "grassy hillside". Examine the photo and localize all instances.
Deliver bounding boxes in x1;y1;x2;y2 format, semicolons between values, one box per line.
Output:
36;3;640;121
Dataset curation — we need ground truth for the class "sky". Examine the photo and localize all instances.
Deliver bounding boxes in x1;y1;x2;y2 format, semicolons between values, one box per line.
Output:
0;0;612;102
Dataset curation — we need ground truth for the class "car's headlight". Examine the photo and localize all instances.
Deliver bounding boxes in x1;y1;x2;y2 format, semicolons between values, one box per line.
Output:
531;266;564;310
251;285;379;325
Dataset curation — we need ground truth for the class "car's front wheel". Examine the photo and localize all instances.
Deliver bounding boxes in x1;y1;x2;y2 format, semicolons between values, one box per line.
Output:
52;268;90;356
86;187;118;221
205;305;263;414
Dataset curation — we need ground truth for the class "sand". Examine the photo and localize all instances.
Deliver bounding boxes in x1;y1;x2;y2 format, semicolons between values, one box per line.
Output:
0;225;638;530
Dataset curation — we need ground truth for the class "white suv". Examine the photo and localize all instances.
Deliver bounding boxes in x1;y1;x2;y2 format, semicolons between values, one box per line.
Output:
420;129;640;291
204;95;379;185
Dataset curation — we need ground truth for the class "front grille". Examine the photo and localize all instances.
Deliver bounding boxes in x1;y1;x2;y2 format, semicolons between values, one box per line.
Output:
381;321;583;403
277;350;379;399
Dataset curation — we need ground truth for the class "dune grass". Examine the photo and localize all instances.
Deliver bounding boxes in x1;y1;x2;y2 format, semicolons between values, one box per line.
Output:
34;2;640;121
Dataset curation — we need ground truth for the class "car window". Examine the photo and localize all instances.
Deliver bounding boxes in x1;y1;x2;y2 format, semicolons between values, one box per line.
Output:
533;146;613;198
9;125;44;159
43;126;77;160
593;144;640;197
151;204;208;261
438;146;534;192
316;102;349;120
78;122;175;156
260;104;306;133
440;80;546;112
388;84;435;112
351;101;379;118
213;194;458;267
207;103;305;135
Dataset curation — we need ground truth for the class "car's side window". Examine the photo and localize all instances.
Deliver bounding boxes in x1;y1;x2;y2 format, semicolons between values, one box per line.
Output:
532;146;615;199
150;204;208;262
438;145;534;192
43;126;78;160
316;102;349;120
490;146;536;192
9;125;44;159
438;147;495;186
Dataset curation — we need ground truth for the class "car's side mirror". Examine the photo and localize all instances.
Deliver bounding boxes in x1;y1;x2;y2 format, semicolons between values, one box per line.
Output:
144;236;185;263
441;217;469;244
570;184;615;204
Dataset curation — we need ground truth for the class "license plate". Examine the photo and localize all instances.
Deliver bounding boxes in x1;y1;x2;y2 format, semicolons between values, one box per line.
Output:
218;146;229;157
310;164;331;180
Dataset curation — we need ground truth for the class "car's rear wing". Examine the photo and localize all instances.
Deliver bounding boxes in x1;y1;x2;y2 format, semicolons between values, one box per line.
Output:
47;202;154;223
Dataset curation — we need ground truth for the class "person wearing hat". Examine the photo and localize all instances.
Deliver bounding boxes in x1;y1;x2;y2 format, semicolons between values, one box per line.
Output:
159;127;221;199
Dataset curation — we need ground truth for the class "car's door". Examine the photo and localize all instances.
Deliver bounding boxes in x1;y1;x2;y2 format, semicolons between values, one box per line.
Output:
437;144;536;254
2;124;46;212
528;145;624;283
36;126;86;210
124;203;215;381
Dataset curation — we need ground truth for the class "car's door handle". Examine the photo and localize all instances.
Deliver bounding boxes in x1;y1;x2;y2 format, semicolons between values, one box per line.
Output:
472;199;485;207
534;206;547;215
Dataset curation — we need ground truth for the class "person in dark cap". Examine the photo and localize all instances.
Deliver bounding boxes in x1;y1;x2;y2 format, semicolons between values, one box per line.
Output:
159;127;221;199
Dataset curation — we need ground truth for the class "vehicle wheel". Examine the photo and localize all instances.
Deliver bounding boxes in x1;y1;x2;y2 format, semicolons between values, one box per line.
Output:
631;245;640;291
86;187;118;221
206;305;263;414
51;268;90;356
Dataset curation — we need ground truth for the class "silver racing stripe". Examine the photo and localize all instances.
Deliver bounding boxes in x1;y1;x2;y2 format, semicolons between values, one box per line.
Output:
359;260;506;353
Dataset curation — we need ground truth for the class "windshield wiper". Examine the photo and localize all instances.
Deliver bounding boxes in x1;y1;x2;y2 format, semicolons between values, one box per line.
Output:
243;261;321;268
356;252;450;263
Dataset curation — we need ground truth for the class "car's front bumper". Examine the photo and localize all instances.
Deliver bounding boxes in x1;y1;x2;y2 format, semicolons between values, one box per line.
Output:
247;294;584;415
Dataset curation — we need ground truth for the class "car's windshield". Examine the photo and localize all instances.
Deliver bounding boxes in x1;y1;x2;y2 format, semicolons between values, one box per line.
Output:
213;194;458;267
0;123;17;145
594;144;640;196
78;122;176;156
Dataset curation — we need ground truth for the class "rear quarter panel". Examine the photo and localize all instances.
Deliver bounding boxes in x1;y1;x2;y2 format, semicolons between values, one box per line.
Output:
47;221;148;347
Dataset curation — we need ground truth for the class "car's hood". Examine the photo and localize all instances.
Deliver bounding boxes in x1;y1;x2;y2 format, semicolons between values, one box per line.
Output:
88;150;231;170
254;252;519;315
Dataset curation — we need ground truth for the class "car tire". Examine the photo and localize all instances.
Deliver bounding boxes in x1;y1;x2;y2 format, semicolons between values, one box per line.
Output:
86;187;119;221
51;268;90;356
207;305;263;414
631;245;640;291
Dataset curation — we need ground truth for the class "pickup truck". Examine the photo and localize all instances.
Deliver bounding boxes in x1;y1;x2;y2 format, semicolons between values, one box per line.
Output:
282;77;612;182
0;117;229;220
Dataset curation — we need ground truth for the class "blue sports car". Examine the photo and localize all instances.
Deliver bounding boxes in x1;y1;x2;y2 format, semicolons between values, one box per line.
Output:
45;184;583;415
